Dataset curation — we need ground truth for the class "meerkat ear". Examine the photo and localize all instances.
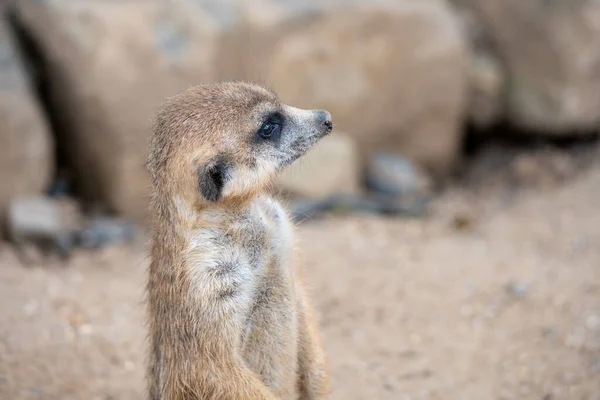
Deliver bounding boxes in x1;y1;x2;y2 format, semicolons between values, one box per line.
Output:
199;156;230;202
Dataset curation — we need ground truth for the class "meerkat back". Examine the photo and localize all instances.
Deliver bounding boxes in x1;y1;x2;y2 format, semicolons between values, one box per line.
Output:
145;82;332;400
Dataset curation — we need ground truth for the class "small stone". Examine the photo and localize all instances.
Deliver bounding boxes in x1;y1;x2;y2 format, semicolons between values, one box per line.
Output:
78;324;93;336
17;244;45;266
23;300;39;316
288;199;330;223
505;281;530;298
382;383;395;392
28;388;43;397
0;19;54;224
74;217;136;249
511;154;547;186
572;236;588;253
560;371;578;385
548;152;575;179
7;196;83;256
541;325;559;339
565;329;585;349
484;305;498;319
46;171;72;198
468;51;505;126
451;214;476;232
365;152;433;199
518;380;532;395
67;310;88;329
586;315;600;331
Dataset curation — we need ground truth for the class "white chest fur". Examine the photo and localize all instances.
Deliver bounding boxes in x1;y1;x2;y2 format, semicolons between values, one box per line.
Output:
183;196;294;314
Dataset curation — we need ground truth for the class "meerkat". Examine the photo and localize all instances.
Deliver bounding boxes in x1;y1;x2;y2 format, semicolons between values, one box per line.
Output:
145;81;332;400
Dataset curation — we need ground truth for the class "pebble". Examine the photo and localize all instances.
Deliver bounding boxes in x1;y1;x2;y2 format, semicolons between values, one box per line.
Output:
46;173;71;197
23;300;39;316
586;315;599;330
74;216;136;249
565;328;585;349
289;193;430;222
365;152;432;198
7;196;139;261
382;383;395;392
78;324;93;336
451;214;476;232
7;195;82;256
505;281;530;298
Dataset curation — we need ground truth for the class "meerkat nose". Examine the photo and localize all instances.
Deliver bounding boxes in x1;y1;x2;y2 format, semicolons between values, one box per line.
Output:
316;110;333;132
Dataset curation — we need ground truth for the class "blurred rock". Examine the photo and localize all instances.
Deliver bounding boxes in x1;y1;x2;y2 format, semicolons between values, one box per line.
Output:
289;193;430;223
74;216;136;250
510;150;577;188
13;0;235;222
451;0;600;133
7;196;82;257
451;0;505;128
46;169;72;198
450;213;476;233
511;153;549;187
236;0;469;177
365;152;433;199
278;132;359;199
505;281;530;298
0;18;54;224
468;52;504;128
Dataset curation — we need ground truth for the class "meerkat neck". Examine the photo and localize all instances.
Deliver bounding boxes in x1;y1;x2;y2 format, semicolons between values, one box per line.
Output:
152;191;268;236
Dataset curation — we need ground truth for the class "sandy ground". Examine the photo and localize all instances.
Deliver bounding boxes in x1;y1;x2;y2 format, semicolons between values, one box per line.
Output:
1;154;600;400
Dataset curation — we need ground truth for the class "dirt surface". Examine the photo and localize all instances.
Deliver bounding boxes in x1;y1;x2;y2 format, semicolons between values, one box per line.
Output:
1;155;600;400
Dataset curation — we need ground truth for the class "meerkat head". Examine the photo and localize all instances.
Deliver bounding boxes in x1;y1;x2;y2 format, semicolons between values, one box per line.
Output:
147;82;333;208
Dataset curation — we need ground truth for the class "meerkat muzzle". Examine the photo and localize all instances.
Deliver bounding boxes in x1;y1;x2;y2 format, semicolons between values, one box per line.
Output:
315;110;333;135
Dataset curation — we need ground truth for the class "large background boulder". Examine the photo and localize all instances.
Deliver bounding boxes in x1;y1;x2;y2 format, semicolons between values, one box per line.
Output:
233;0;469;177
14;0;235;222
0;18;53;224
452;0;600;133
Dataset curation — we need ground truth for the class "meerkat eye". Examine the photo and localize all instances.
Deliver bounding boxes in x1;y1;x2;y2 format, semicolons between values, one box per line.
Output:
257;113;282;140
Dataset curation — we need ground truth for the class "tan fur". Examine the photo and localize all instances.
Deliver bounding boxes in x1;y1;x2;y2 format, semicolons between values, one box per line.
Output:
145;82;332;399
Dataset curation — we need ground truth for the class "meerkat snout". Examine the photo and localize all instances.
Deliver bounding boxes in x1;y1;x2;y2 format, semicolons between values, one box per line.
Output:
316;110;334;132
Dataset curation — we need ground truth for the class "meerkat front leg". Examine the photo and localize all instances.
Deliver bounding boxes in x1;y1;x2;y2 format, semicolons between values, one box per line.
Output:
148;291;280;400
296;288;331;399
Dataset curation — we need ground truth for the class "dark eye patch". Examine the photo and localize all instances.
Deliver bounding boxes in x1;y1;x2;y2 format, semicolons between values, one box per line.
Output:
256;112;284;141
